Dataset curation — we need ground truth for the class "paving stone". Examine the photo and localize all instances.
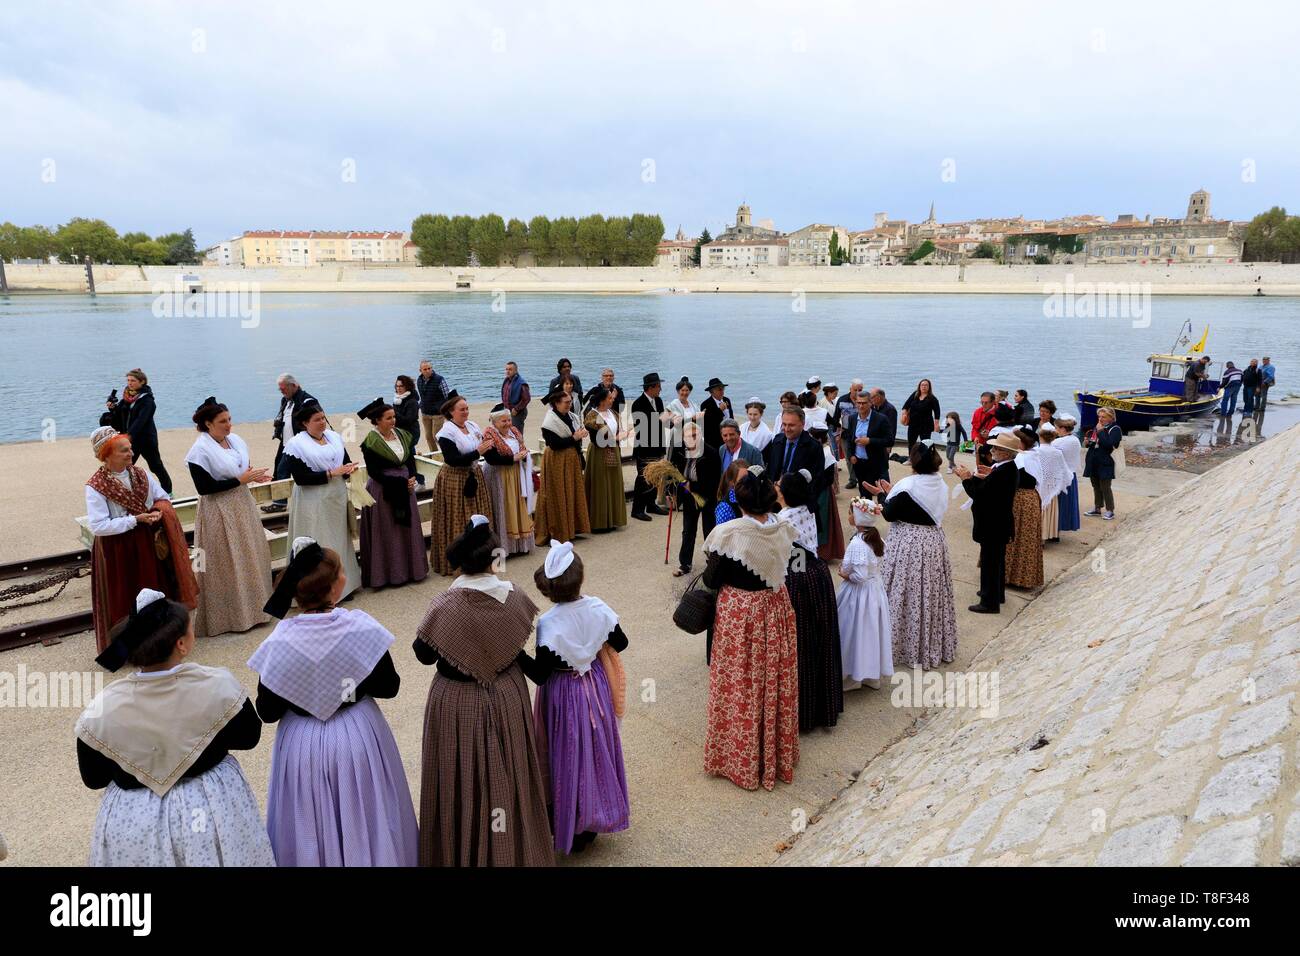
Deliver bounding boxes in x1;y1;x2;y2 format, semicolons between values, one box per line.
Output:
1156;707;1223;757
1193;643;1255;680
1192;745;1284;823
985;790;1065;854
946;791;1015;852
1055;702;1125;756
1097;815;1183;866
1218;694;1294;758
1259;622;1300;664
1182;815;1271;867
1281;811;1300;866
1114;744;1213;827
927;848;974;867
1252;653;1299;701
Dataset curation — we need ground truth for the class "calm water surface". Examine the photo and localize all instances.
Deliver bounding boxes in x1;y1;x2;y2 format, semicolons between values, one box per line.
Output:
0;292;1295;443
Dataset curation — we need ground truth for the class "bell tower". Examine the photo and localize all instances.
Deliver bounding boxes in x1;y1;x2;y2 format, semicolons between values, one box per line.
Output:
1186;189;1210;223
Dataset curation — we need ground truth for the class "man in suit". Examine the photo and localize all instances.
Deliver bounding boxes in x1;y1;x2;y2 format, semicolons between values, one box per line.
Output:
699;377;735;448
955;433;1021;614
764;405;827;497
847;393;893;502
264;373;317;513
873;386;902;473
718;419;763;472
631;372;670;520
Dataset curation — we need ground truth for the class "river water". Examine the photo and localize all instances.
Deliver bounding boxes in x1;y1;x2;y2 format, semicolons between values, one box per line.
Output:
0;291;1295;444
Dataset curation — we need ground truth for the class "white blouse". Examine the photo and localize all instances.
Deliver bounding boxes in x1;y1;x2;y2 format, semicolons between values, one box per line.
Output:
86;470;169;536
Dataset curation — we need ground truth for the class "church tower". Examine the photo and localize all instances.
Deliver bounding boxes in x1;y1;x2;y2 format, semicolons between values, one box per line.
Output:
736;203;752;229
1186;189;1210;223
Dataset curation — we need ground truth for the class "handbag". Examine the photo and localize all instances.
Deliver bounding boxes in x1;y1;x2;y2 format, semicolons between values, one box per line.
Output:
672;572;717;634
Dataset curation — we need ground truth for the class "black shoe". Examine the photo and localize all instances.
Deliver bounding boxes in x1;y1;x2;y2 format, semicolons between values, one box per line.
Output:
968;604;999;614
632;512;651;522
647;504;670;516
845;478;858;489
889;453;908;464
261;502;287;514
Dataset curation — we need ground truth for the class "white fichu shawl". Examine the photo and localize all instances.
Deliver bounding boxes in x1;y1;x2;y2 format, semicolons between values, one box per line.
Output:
1033;443;1071;505
437;419;484;455
1015;448;1064;510
886;472;949;525
542;407;577;439
777;505;819;552
284;429;345;472
703;514;799;589
537;596;619;675
75;663;248;796
184;432;250;481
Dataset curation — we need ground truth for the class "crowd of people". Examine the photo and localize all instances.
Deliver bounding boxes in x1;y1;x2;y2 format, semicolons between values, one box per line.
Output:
74;357;1169;861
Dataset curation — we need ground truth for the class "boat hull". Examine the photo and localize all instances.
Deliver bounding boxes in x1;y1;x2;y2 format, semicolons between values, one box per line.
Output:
1075;389;1223;432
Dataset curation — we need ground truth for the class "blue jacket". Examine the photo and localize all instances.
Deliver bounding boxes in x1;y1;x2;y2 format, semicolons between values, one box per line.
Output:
1083;422;1122;480
415;371;450;414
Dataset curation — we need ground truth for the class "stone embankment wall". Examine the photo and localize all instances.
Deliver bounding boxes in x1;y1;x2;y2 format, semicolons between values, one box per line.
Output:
779;424;1300;866
6;261;1300;295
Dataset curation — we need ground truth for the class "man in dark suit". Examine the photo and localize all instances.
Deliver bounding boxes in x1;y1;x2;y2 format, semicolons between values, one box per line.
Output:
955;433;1021;613
873;386;903;473
764;404;827;497
847;393;893;502
630;372;670;520
699;377;735;448
264;374;317;513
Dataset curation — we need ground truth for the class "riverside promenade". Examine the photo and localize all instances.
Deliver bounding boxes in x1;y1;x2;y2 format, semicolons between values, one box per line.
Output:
0;406;1199;866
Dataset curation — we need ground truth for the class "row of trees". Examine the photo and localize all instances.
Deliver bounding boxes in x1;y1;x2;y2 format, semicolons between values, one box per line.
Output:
410;213;664;267
0;219;199;265
1243;207;1300;262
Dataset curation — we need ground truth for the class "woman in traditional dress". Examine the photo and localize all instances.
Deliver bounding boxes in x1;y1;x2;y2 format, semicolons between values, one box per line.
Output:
713;460;749;526
837;501;892;691
185;397;272;637
1005;428;1045;589
481;403;536;554
356;398;428;588
702;473;800;790
533;389;591;545
740;397;774;453
1052;414;1083;533
776;470;843;733
430;391;496;575
870;443;959;670
85;426;198;656
76;589;274;866
584;386;630;533
812;426;846;562
413;517;554;866
249;538;419;867
665;376;699;449
532;543;630;854
670;421;720;576
283;403;363;599
1034;423;1071;543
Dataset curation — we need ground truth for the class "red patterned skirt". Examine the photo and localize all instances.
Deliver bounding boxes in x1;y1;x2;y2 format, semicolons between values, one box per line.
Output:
704;585;799;791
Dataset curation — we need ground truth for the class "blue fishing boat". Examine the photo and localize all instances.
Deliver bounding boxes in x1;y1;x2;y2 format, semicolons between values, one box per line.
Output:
1075;323;1223;432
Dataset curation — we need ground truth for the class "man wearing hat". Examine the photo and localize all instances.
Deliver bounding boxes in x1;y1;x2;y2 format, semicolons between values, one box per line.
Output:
630;372;670;520
699;377;734;449
954;432;1021;614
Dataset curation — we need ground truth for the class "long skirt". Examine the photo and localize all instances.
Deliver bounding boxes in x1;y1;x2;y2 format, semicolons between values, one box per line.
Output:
585;445;627;532
429;463;494;576
837;574;893;683
1058;475;1081;532
535;665;630;854
91;524;177;653
786;557;844;733
482;461;535;555
881;521;959;670
360;471;429;588
534;448;591;545
1005;488;1045;589
193;485;271;638
265;698;419;867
418;664;554;866
89;755;276;867
704;585;799;791
817;482;846;562
1041;494;1060;542
287;477;361;599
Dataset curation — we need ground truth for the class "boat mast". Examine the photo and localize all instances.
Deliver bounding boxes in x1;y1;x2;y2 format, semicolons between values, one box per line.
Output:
1169;319;1192;355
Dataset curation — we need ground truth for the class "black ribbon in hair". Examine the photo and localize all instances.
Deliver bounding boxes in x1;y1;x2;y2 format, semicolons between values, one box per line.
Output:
263;541;327;619
446;518;492;570
94;597;172;672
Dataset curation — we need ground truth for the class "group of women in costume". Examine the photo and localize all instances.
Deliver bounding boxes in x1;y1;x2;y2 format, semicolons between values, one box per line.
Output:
77;519;631;866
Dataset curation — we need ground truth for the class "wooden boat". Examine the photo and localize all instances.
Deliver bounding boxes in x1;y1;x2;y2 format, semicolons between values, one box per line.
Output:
1075;323;1223;432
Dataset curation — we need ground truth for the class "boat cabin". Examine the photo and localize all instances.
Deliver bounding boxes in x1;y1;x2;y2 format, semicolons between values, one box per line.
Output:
1147;353;1219;397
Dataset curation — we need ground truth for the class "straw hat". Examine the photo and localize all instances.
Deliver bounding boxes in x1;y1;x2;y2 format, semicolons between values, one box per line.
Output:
989;433;1022;454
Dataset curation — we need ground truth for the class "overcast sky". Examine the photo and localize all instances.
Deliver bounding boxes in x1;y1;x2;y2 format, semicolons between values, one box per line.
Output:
3;1;1297;245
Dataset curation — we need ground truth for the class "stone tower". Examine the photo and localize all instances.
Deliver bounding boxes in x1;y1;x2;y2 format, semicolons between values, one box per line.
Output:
1186;189;1210;223
736;203;752;228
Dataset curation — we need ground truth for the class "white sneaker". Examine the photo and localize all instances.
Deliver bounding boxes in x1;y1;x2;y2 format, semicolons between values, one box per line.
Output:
1102;511;1115;520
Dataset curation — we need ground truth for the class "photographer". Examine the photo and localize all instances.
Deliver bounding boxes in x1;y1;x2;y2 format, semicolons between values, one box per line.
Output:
100;368;172;494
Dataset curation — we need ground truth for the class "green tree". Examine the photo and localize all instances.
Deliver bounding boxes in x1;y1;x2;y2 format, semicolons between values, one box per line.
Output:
502;217;529;265
470;214;507;266
55;218;127;263
411;213;451;265
905;239;935;263
973;241;1000;259
628;213;664;265
164;228;199;264
549;217;578;265
131;240;170;265
603;215;629;266
1243;206;1300;261
693;228;711;266
576;214;606;265
528;215;551;264
449;215;475;266
829;231;849;265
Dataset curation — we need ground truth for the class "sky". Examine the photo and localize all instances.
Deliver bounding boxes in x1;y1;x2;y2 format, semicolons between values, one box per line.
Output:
2;0;1298;246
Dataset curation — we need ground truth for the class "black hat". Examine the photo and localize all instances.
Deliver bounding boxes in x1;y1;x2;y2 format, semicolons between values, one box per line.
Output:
438;390;464;417
263;538;327;618
293;401;324;430
356;397;389;423
94;590;176;672
541;389;570;406
489;402;510;418
642;372;663;388
706;377;728;390
446;515;493;570
675;376;693;391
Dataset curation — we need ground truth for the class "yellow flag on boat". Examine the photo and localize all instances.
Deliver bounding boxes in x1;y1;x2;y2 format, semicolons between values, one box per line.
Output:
1190;325;1209;353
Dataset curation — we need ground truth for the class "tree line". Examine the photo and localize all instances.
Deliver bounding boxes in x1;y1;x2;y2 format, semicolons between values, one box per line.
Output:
0;219;199;265
1243;207;1300;262
410;213;664;267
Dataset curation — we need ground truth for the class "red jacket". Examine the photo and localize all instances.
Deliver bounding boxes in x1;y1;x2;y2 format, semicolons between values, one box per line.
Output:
971;404;997;444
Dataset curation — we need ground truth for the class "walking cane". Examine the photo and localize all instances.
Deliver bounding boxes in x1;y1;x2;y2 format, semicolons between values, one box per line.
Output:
663;485;676;564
